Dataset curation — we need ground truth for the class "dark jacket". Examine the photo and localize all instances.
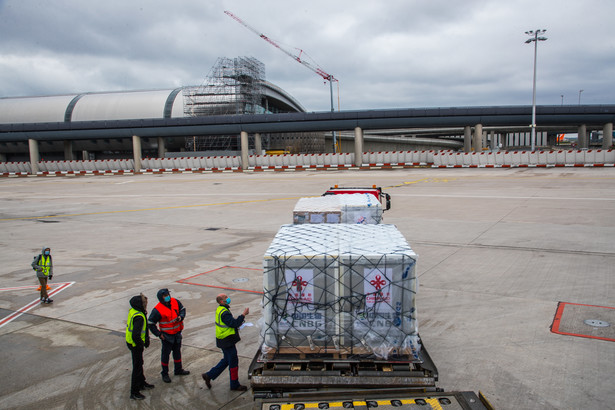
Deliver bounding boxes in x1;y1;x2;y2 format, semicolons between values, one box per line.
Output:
217;304;245;349
128;295;150;350
148;289;186;344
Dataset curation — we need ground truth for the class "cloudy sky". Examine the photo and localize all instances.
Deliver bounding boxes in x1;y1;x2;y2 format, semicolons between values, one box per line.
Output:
0;0;613;112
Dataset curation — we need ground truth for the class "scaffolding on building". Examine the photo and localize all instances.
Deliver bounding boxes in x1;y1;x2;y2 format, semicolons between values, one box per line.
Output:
183;57;265;152
182;56;324;154
184;56;265;117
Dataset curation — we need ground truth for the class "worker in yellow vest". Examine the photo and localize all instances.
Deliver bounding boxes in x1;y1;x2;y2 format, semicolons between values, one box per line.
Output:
31;246;53;304
201;293;249;391
126;294;154;400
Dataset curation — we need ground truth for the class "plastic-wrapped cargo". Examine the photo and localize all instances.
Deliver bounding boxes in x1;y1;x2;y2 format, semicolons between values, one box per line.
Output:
261;224;419;360
293;194;383;224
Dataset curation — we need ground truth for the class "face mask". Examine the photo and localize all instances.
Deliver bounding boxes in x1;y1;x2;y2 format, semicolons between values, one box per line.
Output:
163;295;171;303
44;251;50;256
225;297;231;305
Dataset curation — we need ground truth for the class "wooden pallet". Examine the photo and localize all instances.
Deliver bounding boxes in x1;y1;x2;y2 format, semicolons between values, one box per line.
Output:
260;344;417;360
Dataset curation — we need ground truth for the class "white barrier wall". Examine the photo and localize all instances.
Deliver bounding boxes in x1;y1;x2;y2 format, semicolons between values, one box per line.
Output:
2;150;614;174
431;149;615;167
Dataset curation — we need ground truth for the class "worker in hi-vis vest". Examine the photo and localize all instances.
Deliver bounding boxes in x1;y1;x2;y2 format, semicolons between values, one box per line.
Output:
148;288;190;383
201;293;249;391
125;294;154;400
31;246;53;304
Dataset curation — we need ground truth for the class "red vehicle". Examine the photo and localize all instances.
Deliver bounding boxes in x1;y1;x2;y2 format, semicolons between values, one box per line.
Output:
322;185;391;211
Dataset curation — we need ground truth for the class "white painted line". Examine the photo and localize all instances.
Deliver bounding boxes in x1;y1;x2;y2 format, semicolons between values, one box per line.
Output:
0;282;75;328
0;285;44;292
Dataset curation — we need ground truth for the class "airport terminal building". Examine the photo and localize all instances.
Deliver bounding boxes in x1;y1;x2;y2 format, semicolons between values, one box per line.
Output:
0;57;324;161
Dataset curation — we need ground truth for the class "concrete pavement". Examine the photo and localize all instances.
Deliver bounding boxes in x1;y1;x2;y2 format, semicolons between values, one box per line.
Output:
0;168;613;409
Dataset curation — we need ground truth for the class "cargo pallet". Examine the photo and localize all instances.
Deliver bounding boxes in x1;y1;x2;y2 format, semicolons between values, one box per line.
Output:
249;338;437;395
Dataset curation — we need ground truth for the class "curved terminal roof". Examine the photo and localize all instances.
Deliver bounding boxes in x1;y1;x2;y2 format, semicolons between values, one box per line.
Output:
0;81;304;125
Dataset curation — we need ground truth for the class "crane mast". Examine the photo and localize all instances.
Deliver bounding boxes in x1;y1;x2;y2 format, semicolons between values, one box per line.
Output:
224;10;339;152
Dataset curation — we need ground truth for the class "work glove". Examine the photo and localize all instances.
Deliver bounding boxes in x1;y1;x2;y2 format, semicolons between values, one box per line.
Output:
49;275;53;281
144;339;150;348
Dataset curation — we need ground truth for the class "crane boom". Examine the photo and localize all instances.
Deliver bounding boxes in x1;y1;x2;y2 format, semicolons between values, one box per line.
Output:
224;9;340;152
224;10;336;82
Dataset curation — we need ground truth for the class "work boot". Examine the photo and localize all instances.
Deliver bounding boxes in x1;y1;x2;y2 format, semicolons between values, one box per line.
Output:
202;373;212;389
162;373;171;383
231;385;248;392
142;382;155;389
130;392;146;400
175;369;190;376
44;298;53;304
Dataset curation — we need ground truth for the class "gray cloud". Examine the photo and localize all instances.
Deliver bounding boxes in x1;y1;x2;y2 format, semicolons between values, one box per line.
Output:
0;0;613;111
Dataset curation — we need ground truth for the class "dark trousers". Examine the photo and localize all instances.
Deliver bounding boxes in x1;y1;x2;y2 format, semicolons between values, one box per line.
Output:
128;344;145;394
160;336;183;375
206;344;240;389
38;277;49;300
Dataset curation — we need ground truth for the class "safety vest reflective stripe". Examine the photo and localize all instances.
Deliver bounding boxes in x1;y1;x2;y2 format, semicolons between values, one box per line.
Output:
215;316;229;328
159;320;178;325
215;305;236;340
159;321;183;331
39;255;50;276
126;308;146;347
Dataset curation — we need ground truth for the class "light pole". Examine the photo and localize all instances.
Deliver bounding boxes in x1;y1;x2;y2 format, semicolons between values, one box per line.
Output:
578;89;584;105
525;29;547;152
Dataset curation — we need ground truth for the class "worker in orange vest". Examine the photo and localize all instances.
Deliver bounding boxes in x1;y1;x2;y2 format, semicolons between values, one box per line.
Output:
147;289;190;383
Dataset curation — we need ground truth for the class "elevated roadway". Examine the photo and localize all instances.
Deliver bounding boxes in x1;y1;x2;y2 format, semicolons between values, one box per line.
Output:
1;105;614;141
1;105;613;171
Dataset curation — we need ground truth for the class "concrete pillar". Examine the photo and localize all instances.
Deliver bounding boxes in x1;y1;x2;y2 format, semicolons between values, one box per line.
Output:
0;153;6;162
132;135;142;172
354;127;364;167
473;124;483;152
28;139;40;174
240;131;249;170
63;140;74;161
603;123;613;148
489;131;496;151
82;150;89;160
254;133;262;155
578;124;587;149
157;137;166;158
463;126;471;153
500;133;507;150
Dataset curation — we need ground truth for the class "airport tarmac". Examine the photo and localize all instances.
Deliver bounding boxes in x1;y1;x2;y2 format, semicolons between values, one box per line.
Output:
0;167;613;410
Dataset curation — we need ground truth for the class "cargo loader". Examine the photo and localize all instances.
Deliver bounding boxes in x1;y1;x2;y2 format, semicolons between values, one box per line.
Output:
248;223;493;409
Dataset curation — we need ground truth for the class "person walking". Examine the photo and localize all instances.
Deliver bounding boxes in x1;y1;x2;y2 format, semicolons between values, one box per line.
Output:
202;293;249;391
126;293;154;400
148;288;190;383
31;246;53;304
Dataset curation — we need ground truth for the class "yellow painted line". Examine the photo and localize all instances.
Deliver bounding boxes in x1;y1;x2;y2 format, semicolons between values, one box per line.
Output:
278;397;443;409
0;196;305;222
385;178;431;188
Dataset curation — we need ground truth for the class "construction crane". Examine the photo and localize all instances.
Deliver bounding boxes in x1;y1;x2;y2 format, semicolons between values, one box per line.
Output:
224;10;340;152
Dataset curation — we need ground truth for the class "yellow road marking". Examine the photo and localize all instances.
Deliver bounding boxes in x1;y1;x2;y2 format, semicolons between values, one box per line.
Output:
278;397;443;409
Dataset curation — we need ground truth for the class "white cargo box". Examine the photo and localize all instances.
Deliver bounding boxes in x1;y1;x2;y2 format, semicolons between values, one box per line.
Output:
262;224;419;360
292;194;383;224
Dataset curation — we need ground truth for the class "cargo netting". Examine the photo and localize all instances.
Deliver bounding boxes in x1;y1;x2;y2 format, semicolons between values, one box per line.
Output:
260;224;420;361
